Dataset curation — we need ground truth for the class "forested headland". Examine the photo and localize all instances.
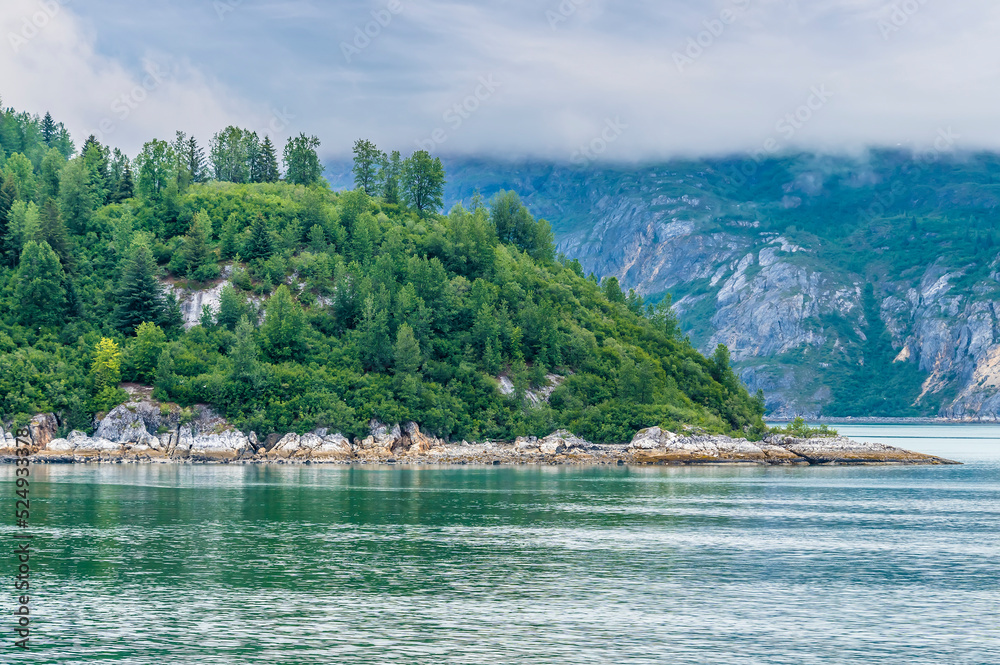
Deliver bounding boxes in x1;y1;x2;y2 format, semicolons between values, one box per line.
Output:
0;102;766;443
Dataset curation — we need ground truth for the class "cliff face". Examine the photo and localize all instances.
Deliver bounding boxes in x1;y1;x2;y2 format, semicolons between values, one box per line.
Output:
440;153;1000;418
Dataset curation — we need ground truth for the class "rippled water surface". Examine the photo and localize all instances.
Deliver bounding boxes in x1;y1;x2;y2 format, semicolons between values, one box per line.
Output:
4;425;999;664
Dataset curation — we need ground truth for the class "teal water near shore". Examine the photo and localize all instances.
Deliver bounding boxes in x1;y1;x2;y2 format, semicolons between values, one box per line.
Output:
3;425;999;664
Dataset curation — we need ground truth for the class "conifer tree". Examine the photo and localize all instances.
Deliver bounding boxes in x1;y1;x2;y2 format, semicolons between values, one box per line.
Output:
260;285;306;361
180;210;215;281
39;198;70;265
116;160;135;201
380;150;402;204
186;135;207;184
0;172;13;265
243;213;274;261
41;112;55;146
14;240;66;327
114;242;166;334
258;136;280;183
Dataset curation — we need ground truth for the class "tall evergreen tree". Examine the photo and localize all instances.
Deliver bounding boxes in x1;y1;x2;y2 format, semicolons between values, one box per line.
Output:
379;150;402;204
283;133;323;186
113;242;166;334
116;160;135;201
186;135;207;184
352;139;381;195
243;213;274;261
59;157;96;234
0;172;12;265
14;240;66;327
40;112;55;146
258;136;280;183
39;198;70;265
260;285;306;361
180;210;216;281
39;147;65;201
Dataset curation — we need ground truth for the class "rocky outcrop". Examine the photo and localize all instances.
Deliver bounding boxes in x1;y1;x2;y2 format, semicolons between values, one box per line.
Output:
5;403;955;466
29;413;59;448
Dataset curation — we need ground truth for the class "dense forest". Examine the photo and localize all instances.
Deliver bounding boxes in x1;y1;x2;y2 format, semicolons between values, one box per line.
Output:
0;101;766;442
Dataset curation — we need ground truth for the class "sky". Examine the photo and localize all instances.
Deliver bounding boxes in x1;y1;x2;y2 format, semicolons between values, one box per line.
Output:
2;0;998;162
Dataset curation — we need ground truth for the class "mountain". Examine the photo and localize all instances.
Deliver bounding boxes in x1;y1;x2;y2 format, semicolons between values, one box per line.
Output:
430;152;1000;419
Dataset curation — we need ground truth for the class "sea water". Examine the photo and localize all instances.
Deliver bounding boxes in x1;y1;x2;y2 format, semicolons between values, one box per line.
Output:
2;425;998;664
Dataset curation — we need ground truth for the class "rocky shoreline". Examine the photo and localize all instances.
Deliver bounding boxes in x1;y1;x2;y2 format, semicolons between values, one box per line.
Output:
0;402;959;467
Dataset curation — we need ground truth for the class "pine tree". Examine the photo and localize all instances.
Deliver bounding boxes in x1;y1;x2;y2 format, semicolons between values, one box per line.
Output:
380;150;402;204
14;240;66;327
393;323;421;375
41;112;55;146
259;136;280;183
243;213;273;261
116;161;135;201
217;284;246;331
39;198;70;265
113;242;166;334
186;135;206;184
180;210;215;281
260;285;306;361
0;172;13;266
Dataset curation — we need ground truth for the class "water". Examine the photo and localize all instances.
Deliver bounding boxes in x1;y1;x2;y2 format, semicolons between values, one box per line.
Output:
3;425;999;664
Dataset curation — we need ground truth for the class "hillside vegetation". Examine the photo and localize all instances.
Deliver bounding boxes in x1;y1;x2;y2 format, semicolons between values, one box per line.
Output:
0;103;766;442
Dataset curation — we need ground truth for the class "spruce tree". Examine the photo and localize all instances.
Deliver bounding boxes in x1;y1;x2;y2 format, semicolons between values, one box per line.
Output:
41;112;55;146
260;285;305;361
243;213;273;261
0;172;12;266
180;211;215;280
39;198;70;265
259;136;280;183
15;240;66;327
187;135;207;184
113;242;167;334
116;161;135;201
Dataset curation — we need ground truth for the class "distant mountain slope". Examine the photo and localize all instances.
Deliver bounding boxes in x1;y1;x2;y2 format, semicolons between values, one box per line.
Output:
425;152;1000;419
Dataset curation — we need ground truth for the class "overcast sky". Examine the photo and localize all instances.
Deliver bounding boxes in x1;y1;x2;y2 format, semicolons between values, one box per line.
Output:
3;0;998;161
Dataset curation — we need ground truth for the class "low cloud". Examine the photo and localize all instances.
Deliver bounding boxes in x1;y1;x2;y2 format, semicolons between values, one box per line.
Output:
4;0;999;161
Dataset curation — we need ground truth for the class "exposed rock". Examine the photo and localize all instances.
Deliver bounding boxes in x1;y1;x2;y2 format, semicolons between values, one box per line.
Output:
71;436;124;457
400;422;442;455
186;430;251;460
266;433;302;459
773;435;953;465
629;427;679;450
312;434;353;460
514;436;539;453
29;413;59;447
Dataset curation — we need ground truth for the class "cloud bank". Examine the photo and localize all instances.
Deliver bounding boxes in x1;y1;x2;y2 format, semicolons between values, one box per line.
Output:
3;0;998;161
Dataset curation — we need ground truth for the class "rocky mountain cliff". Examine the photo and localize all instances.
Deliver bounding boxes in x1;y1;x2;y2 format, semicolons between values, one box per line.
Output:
431;152;1000;419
